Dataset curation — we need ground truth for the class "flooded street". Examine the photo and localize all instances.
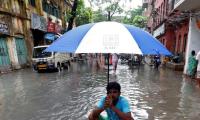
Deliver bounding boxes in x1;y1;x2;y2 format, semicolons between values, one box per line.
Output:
0;62;200;120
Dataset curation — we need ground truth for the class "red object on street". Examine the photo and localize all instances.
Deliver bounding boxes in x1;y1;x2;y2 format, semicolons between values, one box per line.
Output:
197;20;200;29
109;55;112;65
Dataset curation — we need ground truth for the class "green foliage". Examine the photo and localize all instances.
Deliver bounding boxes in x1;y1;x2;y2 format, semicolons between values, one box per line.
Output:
129;6;144;18
132;15;147;28
93;9;108;22
65;0;146;27
65;9;72;22
105;2;123;16
76;0;93;26
76;7;93;26
123;16;130;24
65;0;93;27
122;7;147;28
88;0;124;21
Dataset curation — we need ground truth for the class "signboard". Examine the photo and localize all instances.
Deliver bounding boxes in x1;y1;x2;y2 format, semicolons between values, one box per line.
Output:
0;22;9;34
31;13;47;32
0;14;11;35
153;23;165;37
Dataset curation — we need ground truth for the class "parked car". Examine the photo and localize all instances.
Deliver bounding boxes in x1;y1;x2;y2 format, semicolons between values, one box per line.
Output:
32;45;71;72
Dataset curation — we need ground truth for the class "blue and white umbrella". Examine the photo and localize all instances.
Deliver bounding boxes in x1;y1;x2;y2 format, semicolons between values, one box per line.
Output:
45;21;172;55
45;21;172;83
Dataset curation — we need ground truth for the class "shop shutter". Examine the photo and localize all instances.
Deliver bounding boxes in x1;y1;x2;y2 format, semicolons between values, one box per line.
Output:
0;37;10;66
15;37;27;65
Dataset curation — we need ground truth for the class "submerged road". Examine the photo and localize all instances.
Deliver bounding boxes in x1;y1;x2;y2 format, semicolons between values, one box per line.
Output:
0;61;200;120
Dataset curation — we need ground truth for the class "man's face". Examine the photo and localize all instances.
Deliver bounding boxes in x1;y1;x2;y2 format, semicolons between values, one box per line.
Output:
107;89;120;105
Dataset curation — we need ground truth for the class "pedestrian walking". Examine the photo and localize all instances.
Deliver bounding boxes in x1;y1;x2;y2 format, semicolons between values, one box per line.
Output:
187;50;197;79
154;55;161;69
112;53;119;73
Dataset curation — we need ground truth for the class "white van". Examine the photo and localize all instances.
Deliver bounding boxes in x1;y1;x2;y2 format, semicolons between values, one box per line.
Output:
32;45;71;72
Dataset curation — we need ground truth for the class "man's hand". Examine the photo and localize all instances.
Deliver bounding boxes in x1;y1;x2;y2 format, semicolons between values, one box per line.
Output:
103;95;113;109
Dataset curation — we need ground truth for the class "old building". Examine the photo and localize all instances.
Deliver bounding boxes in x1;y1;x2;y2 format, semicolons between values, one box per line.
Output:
143;0;176;54
0;0;70;72
0;0;29;72
29;0;68;46
173;0;200;73
142;0;200;72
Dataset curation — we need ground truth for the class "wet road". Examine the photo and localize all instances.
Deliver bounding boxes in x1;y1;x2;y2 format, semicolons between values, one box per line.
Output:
0;61;200;120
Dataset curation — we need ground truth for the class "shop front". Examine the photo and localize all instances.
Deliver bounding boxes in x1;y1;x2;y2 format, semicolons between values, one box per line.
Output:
0;15;11;72
31;13;47;46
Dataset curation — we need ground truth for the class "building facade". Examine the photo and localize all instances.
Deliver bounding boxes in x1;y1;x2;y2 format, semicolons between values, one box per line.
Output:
173;0;200;73
0;0;30;72
142;0;200;73
0;0;70;73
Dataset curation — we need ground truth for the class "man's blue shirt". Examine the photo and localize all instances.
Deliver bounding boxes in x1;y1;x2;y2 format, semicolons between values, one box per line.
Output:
97;96;131;120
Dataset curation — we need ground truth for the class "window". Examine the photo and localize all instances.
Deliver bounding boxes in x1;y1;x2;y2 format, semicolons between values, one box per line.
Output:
56;7;60;18
53;6;57;17
42;0;61;18
29;0;36;7
55;9;59;18
42;0;47;12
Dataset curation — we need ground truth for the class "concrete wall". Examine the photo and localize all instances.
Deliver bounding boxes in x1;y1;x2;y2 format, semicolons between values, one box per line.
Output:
184;17;200;74
174;22;189;54
162;26;176;53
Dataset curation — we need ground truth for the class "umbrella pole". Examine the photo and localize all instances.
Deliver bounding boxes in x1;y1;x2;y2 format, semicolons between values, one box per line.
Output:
107;53;110;84
107;12;111;84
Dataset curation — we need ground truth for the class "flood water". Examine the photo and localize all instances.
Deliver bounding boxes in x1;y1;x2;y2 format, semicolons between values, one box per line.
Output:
0;61;200;120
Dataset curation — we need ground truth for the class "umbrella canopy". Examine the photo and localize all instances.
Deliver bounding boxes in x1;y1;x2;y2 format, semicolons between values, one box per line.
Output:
45;21;172;55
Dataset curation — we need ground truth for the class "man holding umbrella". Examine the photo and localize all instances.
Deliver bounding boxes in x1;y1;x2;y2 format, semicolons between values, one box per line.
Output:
45;21;171;120
88;81;134;120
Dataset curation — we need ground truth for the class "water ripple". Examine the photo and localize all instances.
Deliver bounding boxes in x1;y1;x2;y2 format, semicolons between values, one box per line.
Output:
1;63;200;120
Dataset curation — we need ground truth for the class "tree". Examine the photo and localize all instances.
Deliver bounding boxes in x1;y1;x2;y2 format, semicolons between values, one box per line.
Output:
76;7;93;26
129;6;144;19
65;0;78;31
74;0;93;26
123;6;147;28
88;0;124;21
64;0;92;31
132;15;147;28
93;9;108;22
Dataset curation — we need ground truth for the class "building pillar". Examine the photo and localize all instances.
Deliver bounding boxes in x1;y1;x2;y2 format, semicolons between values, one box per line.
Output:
184;17;200;74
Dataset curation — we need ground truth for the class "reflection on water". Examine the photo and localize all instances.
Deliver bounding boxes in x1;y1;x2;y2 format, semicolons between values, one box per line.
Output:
14;74;26;105
0;78;5;119
0;62;200;120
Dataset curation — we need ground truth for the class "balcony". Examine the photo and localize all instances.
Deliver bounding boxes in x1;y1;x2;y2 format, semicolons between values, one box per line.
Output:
174;0;200;11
